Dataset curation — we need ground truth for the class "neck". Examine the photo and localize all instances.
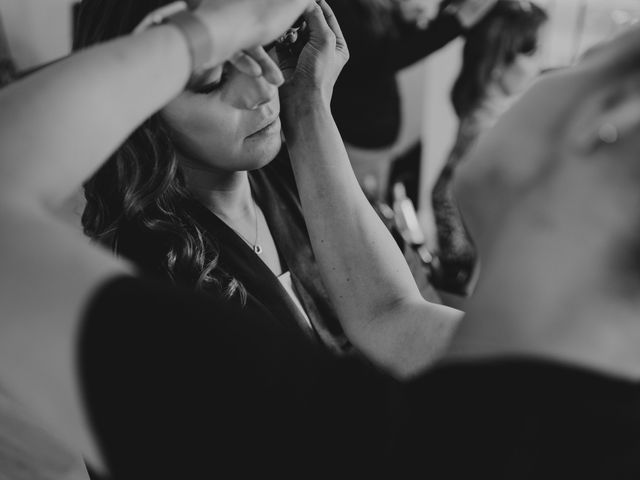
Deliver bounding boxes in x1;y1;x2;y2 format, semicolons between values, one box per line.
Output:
180;157;253;219
447;288;640;381
475;84;514;124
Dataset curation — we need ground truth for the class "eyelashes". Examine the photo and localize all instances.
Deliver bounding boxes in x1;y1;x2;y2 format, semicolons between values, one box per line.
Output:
192;67;229;95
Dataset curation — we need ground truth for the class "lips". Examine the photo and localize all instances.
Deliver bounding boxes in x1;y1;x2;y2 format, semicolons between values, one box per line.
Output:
247;115;280;138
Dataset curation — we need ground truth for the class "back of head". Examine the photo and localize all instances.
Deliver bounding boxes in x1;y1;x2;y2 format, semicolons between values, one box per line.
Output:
451;0;548;118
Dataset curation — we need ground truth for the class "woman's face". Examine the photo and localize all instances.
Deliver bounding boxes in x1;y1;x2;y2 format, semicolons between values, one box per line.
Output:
161;63;282;173
498;49;543;96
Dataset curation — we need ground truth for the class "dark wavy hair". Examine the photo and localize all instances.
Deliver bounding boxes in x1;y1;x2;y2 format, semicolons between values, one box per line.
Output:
451;0;548;118
75;0;245;301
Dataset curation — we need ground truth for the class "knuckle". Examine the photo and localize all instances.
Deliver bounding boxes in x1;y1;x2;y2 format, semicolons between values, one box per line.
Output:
325;30;337;46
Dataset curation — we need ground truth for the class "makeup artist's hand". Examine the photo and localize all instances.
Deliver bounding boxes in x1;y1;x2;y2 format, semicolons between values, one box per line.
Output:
194;0;313;85
279;0;349;110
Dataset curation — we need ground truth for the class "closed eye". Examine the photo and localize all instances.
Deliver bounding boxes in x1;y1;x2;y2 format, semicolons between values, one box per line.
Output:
194;72;228;95
192;64;230;95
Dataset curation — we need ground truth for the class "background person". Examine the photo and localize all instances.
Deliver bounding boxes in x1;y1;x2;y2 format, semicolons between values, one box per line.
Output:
326;0;498;201
430;0;548;298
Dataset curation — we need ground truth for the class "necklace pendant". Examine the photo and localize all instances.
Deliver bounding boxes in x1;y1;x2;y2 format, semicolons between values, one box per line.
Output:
254;244;263;255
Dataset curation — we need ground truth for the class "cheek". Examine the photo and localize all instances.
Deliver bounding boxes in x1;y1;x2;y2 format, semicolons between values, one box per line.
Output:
511;57;541;89
163;100;244;164
161;95;282;171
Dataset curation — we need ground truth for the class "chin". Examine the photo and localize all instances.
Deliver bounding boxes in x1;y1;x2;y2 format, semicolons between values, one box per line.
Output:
245;132;283;170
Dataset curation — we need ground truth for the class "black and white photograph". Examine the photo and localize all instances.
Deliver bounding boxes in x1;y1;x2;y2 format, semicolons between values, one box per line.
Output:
1;0;640;478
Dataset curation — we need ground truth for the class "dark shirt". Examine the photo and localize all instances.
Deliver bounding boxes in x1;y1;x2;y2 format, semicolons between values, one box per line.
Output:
81;276;395;479
393;359;640;479
116;151;349;355
328;1;463;148
81;276;640;479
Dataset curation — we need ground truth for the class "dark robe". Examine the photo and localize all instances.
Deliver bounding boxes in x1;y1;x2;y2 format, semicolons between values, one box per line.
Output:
117;151;350;355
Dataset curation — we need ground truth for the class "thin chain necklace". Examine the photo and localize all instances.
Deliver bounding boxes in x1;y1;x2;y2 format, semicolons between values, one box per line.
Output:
220;196;263;255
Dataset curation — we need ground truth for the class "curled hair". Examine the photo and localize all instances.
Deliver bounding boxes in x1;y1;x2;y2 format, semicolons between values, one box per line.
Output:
451;0;548;118
76;0;245;301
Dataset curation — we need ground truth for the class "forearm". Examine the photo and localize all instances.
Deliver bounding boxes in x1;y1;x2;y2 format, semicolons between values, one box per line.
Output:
0;25;192;206
285;97;461;377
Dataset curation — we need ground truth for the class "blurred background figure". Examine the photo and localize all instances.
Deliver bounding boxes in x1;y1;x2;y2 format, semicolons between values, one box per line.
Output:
326;0;497;205
396;0;440;28
430;0;548;301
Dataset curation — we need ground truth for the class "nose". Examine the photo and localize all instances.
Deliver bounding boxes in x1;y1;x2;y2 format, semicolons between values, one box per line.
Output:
222;66;278;110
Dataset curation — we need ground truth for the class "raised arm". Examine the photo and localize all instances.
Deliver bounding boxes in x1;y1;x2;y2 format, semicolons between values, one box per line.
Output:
282;1;462;380
0;0;309;468
328;0;497;75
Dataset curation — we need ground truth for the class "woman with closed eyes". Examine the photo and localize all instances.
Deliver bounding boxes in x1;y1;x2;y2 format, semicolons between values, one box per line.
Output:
74;0;350;354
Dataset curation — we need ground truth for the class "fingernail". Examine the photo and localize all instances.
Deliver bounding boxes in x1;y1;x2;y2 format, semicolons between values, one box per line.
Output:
252;64;263;77
269;68;285;86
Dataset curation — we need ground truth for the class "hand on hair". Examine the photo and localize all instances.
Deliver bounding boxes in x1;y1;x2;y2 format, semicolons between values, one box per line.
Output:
230;47;284;86
279;0;349;108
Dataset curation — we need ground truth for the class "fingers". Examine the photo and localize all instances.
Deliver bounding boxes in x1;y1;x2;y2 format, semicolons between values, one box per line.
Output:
196;0;312;57
230;51;263;77
246;47;285;85
316;0;348;56
303;0;335;46
230;47;284;86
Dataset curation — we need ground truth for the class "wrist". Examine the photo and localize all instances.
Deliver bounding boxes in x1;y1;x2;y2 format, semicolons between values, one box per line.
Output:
282;86;331;116
190;8;234;60
282;94;333;143
136;2;226;89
